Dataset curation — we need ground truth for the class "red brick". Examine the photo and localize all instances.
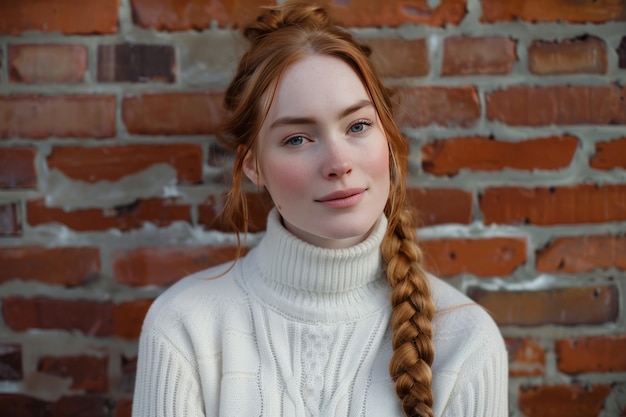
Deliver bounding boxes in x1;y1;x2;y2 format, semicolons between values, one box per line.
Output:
519;384;612;417
421;237;526;278
115;399;133;417
27;198;191;232
0;394;110;417
0;147;37;188
442;36;516;76
467;286;619;326
199;192;274;233
486;84;626;126
131;0;269;30
480;184;626;225
98;43;175;83
329;0;467;27
47;144;202;183
9;44;87;83
0;344;23;381
591;137;626;170
364;38;429;78
396;86;480;128
113;245;240;287
0;202;21;236
481;0;626;23
528;36;607;75
505;338;545;377
38;355;108;392
123;92;223;135
408;188;473;226
2;297;152;340
0;0;119;35
0;95;116;139
0;246;100;286
112;299;153;340
422;135;578;175
556;335;626;375
536;235;626;273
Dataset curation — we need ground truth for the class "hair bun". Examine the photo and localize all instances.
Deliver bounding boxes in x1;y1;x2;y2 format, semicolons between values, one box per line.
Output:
243;1;331;44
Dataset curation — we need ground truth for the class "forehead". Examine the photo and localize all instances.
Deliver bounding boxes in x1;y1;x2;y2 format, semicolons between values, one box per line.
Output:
267;54;371;118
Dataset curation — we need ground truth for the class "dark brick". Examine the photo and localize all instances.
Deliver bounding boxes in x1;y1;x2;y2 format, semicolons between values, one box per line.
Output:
0;202;21;236
618;36;626;69
98;44;175;83
0;344;22;381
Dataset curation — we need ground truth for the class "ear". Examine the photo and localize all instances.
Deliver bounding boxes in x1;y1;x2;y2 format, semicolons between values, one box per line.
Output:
243;150;263;186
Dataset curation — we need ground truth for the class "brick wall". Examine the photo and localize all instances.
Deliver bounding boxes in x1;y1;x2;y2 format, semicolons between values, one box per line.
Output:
0;0;625;416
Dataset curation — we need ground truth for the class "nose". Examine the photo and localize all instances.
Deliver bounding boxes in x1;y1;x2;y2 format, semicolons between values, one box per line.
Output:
322;140;353;179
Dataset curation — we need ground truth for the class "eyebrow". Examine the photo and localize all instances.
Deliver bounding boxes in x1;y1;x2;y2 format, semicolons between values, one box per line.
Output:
269;99;373;129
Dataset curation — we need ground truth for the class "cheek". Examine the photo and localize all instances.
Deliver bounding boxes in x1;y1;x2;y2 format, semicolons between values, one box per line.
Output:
261;159;311;199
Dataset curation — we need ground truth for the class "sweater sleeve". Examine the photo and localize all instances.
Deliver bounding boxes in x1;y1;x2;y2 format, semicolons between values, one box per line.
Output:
440;334;509;417
132;326;206;417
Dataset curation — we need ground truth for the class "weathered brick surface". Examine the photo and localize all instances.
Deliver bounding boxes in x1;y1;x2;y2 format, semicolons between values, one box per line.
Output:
536;235;626;273
0;0;119;35
481;0;626;23
0;203;21;236
98;43;176;83
481;184;626;225
122;92;223;135
486;84;626;126
2;297;152;340
113;245;240;287
329;0;467;27
131;0;269;30
38;355;108;392
422;135;577;175
364;38;429;78
518;384;612;417
0;95;116;139
396;86;480;127
0;147;37;189
442;36;516;75
0;344;23;381
505;338;545;377
0;246;100;286
407;188;473;226
421;237;526;278
590;137;626;170
528;36;607;75
556;335;626;374
467;286;619;326
47;144;203;184
9;44;87;83
27;198;192;232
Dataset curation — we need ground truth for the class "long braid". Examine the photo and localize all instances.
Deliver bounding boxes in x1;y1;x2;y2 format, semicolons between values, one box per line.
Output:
382;206;435;417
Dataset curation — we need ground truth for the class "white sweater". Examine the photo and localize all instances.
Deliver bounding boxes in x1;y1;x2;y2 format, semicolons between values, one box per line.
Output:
132;210;508;417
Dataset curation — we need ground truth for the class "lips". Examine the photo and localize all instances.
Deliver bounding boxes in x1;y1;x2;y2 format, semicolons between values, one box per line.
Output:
315;188;366;202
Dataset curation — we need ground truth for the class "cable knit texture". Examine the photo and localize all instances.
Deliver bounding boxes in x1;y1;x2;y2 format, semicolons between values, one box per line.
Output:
132;209;508;417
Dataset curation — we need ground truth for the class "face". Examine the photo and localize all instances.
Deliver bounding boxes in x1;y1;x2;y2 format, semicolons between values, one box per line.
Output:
243;54;390;249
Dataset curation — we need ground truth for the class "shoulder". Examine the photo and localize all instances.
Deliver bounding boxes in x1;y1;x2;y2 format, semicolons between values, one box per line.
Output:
427;273;506;367
141;260;249;337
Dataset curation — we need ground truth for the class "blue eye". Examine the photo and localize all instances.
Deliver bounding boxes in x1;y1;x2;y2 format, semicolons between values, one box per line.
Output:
286;136;305;146
349;120;371;134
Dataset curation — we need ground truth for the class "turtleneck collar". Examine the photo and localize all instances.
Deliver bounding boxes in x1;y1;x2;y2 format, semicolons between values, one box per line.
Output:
238;208;391;322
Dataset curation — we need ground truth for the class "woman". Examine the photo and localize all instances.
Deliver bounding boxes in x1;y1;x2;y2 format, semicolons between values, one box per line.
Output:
132;2;508;416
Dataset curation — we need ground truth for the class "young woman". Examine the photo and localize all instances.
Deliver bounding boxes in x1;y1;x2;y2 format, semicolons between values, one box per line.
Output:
132;2;508;416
